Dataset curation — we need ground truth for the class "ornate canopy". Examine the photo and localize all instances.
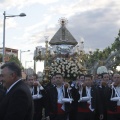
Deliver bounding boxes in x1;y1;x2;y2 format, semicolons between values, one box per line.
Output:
49;18;78;46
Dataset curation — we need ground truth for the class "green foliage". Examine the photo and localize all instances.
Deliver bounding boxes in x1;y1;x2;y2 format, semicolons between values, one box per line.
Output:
0;54;2;62
84;30;120;72
0;54;23;69
9;55;21;66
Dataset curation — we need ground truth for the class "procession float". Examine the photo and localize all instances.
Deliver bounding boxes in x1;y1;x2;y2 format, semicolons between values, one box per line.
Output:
34;18;87;82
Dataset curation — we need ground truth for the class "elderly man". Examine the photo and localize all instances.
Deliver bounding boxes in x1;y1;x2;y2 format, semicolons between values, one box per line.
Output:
0;62;34;120
0;72;5;102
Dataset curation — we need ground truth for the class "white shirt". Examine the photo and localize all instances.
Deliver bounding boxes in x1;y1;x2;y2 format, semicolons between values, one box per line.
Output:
57;87;63;103
57;86;65;111
86;86;94;111
86;86;91;98
6;79;21;94
115;86;120;106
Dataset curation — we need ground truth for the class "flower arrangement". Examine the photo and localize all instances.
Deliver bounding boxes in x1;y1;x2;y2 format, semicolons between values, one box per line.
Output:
49;58;83;81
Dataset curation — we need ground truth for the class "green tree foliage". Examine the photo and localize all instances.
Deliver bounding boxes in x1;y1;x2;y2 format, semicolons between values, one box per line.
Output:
9;55;22;66
83;30;120;74
0;54;2;62
0;54;23;69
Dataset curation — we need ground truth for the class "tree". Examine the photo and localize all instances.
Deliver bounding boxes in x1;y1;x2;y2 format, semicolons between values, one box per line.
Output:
0;54;23;69
0;54;2;62
9;55;22;67
84;30;120;74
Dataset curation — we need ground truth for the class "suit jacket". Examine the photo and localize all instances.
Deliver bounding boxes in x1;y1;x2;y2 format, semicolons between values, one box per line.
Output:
32;85;46;112
105;86;118;112
0;83;6;102
0;80;34;120
97;85;109;114
77;85;97;110
0;88;5;102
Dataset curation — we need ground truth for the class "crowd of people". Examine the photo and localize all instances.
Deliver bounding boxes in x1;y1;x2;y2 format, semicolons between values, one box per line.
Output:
0;62;120;120
25;70;120;120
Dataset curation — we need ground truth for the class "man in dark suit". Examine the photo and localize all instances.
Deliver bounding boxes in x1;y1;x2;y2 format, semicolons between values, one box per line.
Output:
106;73;120;120
97;72;111;120
0;62;34;120
0;74;6;102
76;74;100;120
45;73;73;120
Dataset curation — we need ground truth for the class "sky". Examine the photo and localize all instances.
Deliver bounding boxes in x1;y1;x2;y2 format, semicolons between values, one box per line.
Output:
0;0;120;73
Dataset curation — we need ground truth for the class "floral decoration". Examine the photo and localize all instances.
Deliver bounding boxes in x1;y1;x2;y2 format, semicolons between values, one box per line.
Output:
49;58;83;81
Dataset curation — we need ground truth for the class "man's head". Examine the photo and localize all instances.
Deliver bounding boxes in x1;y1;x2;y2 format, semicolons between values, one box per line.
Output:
101;73;110;81
51;75;56;85
101;73;110;86
84;74;93;87
97;74;102;80
112;73;120;85
77;74;85;82
32;73;38;81
55;73;64;86
1;62;21;89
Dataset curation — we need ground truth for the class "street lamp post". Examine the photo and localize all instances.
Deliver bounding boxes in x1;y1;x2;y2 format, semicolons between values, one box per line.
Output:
2;11;26;63
25;61;32;75
20;50;30;63
25;61;32;69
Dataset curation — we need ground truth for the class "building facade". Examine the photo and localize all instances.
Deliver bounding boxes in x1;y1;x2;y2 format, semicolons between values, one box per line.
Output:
0;47;18;62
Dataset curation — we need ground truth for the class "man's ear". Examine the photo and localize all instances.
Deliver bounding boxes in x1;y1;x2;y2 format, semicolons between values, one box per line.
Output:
11;72;17;79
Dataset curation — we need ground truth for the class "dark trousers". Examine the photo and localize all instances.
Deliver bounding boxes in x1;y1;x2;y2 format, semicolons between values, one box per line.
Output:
77;112;95;120
33;99;43;120
69;110;77;120
95;112;107;120
50;114;67;120
107;114;120;120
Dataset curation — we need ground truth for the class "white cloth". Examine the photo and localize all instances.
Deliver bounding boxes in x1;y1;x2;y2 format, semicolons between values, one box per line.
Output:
115;87;120;106
57;86;65;111
57;87;64;103
31;86;43;100
86;86;94;111
32;86;43;95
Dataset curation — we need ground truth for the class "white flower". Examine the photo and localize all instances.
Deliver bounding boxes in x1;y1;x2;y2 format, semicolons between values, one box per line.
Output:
58;65;61;68
49;58;83;79
75;67;78;69
56;71;60;73
71;68;74;70
62;67;65;70
58;69;61;73
62;72;64;75
73;74;76;77
51;72;54;74
67;65;70;68
67;74;70;77
67;70;70;73
74;70;77;72
54;62;57;65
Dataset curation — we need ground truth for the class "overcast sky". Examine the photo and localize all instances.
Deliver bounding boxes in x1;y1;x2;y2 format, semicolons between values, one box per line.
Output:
0;0;120;72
